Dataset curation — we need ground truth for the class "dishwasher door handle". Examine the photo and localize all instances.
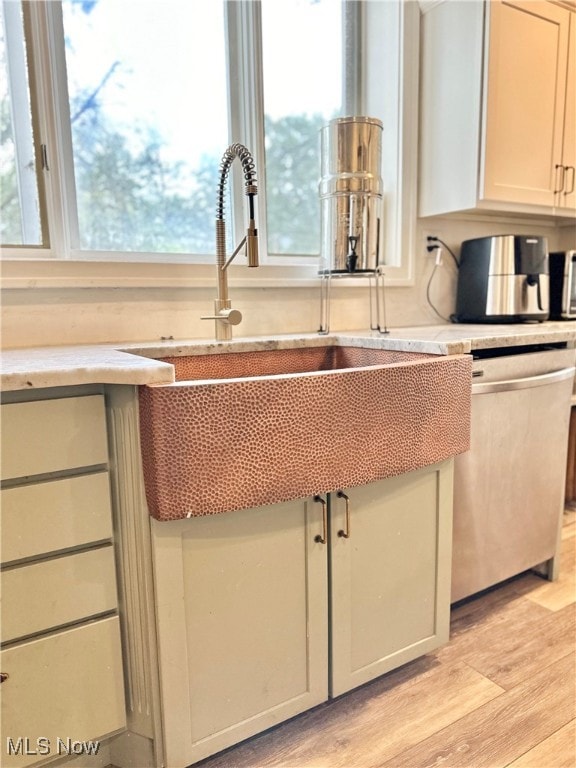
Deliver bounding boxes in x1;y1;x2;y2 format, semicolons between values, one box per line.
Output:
472;366;575;394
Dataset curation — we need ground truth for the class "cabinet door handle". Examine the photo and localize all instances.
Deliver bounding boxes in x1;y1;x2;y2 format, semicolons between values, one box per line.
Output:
313;495;327;544
337;490;351;539
0;673;8;683
555;164;566;194
564;166;575;196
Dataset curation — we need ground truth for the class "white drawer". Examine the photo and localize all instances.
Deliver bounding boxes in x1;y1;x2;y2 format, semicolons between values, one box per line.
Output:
1;473;113;564
0;396;108;480
1;547;118;643
0;617;126;768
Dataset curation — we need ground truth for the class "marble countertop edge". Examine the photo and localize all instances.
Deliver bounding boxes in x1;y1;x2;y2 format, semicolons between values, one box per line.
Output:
2;322;576;393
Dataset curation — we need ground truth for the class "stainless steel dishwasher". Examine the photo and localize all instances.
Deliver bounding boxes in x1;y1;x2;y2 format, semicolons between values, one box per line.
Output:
451;344;575;603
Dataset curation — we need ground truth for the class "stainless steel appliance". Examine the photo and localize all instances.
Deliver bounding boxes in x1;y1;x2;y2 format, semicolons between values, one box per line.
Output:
454;235;549;323
319;116;383;274
549;251;576;320
318;116;388;334
451;345;575;603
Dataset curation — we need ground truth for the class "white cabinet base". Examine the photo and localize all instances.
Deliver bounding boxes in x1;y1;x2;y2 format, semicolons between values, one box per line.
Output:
151;499;328;768
149;461;454;767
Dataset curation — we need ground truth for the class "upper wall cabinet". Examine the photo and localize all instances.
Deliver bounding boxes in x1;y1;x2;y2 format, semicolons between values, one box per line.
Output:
419;0;576;218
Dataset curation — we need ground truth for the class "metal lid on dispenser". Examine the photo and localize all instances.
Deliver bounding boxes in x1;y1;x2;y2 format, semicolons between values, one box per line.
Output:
319;116;384;274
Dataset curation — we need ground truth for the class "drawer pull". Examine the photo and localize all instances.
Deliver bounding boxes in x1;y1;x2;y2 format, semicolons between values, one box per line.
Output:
555;164;566;194
565;165;575;196
0;673;9;683
313;495;327;544
337;490;351;538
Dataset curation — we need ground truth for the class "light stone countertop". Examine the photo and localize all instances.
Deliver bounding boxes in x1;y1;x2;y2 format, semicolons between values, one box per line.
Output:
2;321;576;393
349;321;576;352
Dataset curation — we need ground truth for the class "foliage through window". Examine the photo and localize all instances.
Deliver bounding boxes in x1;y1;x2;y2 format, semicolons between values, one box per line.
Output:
58;0;343;258
1;0;414;274
261;0;342;255
62;0;229;254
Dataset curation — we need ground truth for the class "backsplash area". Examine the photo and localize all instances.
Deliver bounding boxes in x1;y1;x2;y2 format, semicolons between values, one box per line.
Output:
1;217;570;349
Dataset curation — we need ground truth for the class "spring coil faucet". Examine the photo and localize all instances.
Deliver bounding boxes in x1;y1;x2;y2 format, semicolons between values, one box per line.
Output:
201;143;259;340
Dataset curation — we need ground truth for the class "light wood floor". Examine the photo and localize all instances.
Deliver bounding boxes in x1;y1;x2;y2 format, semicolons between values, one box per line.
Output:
197;510;576;768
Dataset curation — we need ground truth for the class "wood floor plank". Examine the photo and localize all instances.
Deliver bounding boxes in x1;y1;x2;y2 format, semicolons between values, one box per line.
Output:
197;662;504;768
461;604;576;690
448;572;553;642
377;653;576;768
562;520;575;541
526;536;576;612
506;720;576;768
562;509;576;533
438;595;553;670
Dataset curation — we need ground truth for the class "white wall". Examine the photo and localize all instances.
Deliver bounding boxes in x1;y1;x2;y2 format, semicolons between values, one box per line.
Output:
0;216;568;349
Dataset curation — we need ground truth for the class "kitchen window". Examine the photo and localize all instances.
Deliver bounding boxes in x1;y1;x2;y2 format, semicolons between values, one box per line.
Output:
1;0;417;285
1;0;46;247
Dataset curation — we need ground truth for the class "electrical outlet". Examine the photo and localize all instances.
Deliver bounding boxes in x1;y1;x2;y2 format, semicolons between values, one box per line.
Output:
424;231;443;253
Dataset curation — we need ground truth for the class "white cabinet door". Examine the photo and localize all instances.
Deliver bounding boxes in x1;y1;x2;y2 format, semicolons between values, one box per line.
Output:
0;396;108;480
330;461;453;698
558;14;575;210
483;0;571;207
0;618;126;768
1;473;113;563
1;546;118;643
151;498;328;768
419;0;575;217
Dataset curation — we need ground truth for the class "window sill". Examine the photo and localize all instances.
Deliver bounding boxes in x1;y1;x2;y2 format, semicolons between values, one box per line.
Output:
0;258;413;290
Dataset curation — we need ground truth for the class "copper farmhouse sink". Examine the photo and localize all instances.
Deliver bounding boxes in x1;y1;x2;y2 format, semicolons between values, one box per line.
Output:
138;344;472;521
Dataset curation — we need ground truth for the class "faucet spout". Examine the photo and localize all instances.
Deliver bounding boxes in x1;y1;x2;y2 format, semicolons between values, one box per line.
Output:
202;144;259;341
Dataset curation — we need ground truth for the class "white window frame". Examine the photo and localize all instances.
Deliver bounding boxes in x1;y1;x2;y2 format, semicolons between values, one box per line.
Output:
1;0;419;290
1;0;45;245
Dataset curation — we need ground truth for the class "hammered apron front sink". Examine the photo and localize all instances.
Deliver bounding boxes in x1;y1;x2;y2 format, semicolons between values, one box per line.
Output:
138;345;472;520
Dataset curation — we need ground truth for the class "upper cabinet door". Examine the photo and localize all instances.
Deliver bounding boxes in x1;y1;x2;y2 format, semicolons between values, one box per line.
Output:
419;0;575;218
482;0;571;207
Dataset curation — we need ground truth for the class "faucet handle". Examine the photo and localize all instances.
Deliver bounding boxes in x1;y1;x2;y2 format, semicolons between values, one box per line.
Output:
201;308;243;326
246;226;259;268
